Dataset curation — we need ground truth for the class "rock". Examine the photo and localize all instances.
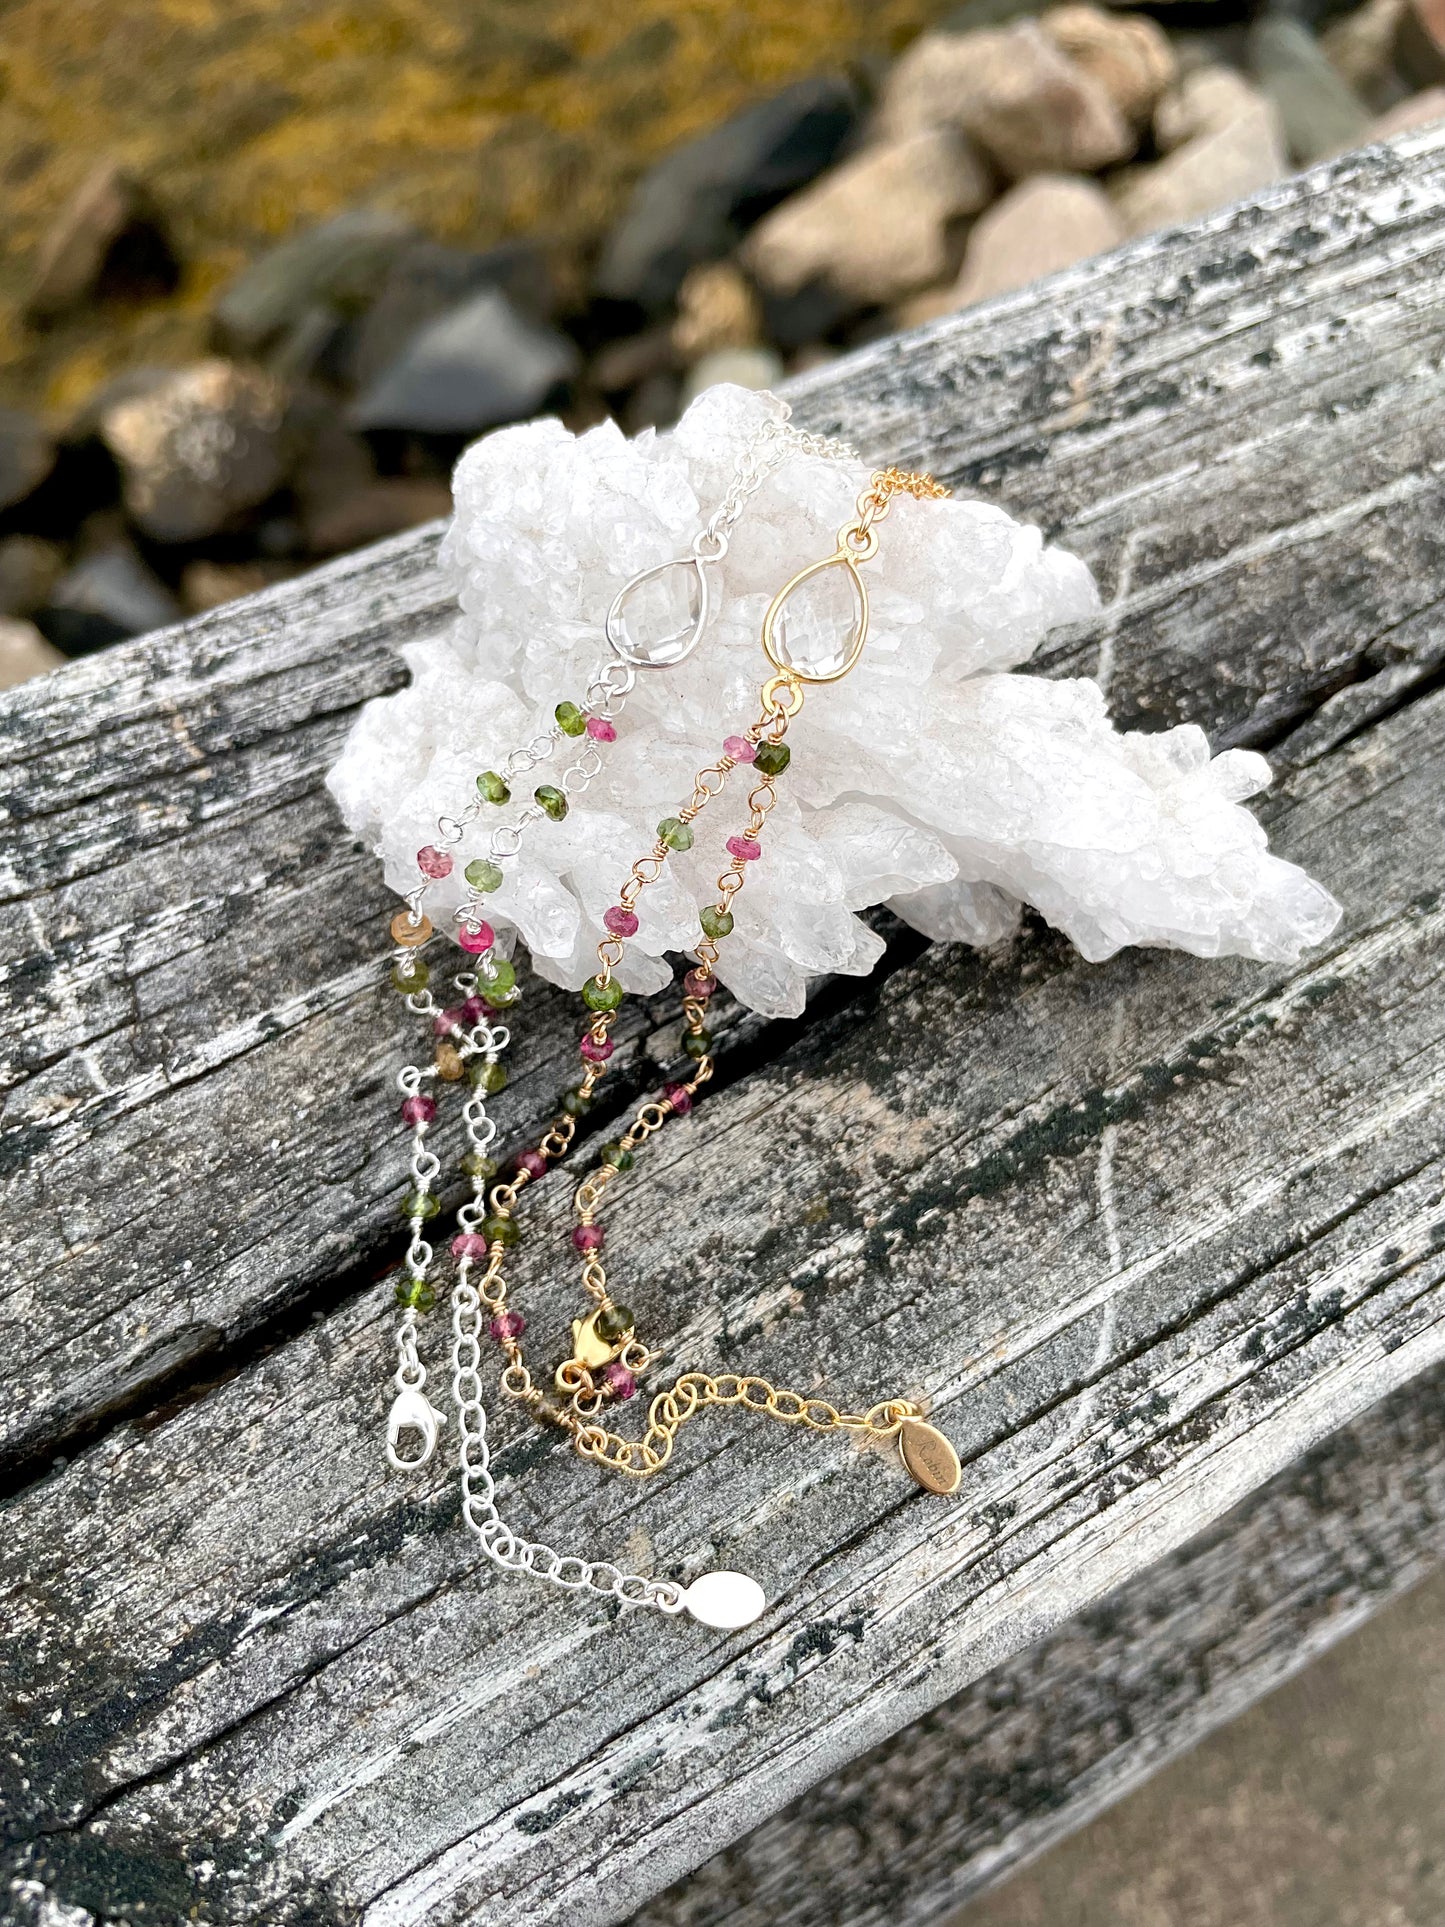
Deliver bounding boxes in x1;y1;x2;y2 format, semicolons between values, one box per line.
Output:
0;617;64;690
0;409;55;513
1116;74;1287;235
179;560;299;614
1041;6;1177;126
304;479;453;557
1321;0;1412;111
591;327;677;395
875;23;1136;178
24;162;179;325
349;288;579;437
671;263;764;359
340;238;554;392
99;360;289;544
1250;16;1373;161
1370;82;1445;129
678;346;785;408
620;372;682;435
595;76;860;311
213;209;415;355
911;173;1125;317
1396;0;1445;85
743;128;993;307
0;535;64;617
39;545;182;655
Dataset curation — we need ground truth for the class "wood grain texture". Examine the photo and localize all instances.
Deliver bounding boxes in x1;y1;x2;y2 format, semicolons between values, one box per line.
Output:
639;1360;1445;1927
2;129;1445;1926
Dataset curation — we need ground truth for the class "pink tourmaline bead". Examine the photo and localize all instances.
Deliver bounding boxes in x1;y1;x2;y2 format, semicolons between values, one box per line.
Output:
727;834;762;862
723;735;756;763
457;922;494;954
586;716;617;743
573;1223;605;1252
460;995;486;1025
434;1006;465;1035
489;1310;526;1341
515;1150;548;1180
401;1094;437;1126
663;1082;693;1115
603;905;639;938
451;1232;488;1259
417;845;453;879
603;1361;636;1400
580;1032;614;1063
683;968;714;999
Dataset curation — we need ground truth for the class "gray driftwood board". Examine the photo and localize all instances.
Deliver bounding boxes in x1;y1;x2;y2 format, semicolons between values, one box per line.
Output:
3;124;1445;1926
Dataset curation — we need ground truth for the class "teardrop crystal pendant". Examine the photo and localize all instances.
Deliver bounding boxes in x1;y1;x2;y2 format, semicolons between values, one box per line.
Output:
762;552;869;683
606;555;711;669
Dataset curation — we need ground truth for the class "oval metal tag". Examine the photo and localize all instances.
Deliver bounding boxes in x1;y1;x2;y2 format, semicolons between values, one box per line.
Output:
899;1418;961;1496
683;1570;766;1630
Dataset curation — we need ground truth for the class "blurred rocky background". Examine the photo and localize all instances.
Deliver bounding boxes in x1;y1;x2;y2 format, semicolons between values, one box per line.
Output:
1;0;1441;688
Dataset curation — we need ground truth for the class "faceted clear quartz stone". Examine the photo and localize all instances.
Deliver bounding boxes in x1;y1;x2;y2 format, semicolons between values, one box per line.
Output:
607;556;708;668
769;557;865;679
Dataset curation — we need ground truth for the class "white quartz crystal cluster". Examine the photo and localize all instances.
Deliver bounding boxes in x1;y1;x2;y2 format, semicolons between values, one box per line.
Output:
327;384;1339;1018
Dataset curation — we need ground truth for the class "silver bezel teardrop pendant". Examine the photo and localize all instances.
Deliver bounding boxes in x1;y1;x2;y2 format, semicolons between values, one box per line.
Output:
605;554;712;669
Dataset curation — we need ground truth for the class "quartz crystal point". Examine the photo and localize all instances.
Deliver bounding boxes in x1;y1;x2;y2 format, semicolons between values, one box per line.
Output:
327;383;1340;1018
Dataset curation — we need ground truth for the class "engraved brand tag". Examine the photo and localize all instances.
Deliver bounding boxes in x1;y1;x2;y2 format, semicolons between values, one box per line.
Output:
898;1418;961;1495
683;1571;767;1630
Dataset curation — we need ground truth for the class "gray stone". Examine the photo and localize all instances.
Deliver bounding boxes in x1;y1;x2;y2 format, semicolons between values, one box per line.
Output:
24;161;178;324
744;128;994;306
0;409;55;514
40;545;181;653
1320;0;1413;113
596;76;861;311
875;22;1137;178
1251;16;1373;162
348;289;579;436
213;208;414;355
339;238;553;393
99;360;289;544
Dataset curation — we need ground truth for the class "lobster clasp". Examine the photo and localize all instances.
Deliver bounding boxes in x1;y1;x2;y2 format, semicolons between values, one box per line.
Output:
386;1386;446;1471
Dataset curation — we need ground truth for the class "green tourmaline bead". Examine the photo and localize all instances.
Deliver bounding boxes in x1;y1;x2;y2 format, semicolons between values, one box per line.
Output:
470;1060;507;1094
754;739;791;776
391;958;430;994
657;816;694;851
462;1150;498;1179
487;983;521;1008
595;1302;635;1343
699;905;734;940
481;1214;520;1247
394;1276;435;1313
480;957;517;996
477;770;510;804
682;1028;712;1060
465;857;504;892
536;783;568;822
400;1189;440;1220
555;700;586;737
582;975;624;1012
562;1087;594;1117
601;1142;634;1171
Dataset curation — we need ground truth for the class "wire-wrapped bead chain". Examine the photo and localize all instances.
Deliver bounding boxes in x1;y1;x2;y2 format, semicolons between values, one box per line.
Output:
468;469;964;1501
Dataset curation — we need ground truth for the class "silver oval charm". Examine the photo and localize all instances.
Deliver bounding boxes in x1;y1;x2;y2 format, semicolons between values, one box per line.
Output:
761;551;869;684
606;555;711;669
683;1570;766;1630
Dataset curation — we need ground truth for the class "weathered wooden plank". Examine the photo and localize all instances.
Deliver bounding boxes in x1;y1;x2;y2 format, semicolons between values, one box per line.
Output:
6;128;1445;1472
3;655;1441;1922
639;1360;1445;1927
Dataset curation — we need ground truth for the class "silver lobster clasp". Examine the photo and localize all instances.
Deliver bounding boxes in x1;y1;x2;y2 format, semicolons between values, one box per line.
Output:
386;1386;447;1470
